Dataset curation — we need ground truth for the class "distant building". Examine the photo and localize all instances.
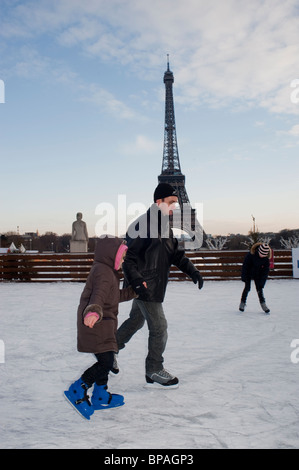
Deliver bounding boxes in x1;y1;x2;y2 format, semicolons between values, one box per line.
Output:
23;232;39;239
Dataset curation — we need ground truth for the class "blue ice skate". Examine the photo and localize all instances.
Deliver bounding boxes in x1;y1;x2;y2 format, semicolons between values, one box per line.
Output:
64;378;94;420
91;384;124;410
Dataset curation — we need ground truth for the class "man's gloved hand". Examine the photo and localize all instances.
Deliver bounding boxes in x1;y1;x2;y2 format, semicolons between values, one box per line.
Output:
131;279;148;297
191;271;204;290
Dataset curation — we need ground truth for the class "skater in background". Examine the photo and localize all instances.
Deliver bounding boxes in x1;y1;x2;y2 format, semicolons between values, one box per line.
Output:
239;242;272;314
116;183;204;388
64;236;136;420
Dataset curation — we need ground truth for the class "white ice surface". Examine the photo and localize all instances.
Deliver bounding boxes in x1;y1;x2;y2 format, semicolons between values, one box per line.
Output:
0;279;298;449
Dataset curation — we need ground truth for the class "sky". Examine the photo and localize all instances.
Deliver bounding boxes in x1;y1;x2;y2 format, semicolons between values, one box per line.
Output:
0;0;299;238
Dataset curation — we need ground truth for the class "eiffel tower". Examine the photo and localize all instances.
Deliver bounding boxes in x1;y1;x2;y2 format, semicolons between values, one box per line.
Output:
158;56;203;248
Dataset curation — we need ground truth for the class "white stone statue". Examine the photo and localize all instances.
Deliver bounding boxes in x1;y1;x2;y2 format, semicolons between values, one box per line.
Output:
70;212;88;252
72;212;88;241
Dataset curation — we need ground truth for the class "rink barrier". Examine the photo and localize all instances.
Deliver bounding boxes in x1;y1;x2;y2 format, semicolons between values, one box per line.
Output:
0;250;293;282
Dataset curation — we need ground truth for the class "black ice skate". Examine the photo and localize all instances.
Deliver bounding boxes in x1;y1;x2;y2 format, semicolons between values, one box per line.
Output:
260;302;270;314
145;369;179;389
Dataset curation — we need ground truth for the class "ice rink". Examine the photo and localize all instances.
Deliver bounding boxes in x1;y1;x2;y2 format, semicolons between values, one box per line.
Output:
0;279;298;449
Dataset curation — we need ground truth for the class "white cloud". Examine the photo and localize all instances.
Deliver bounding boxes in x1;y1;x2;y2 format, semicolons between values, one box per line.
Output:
287;124;299;136
2;0;299;114
79;83;138;119
121;135;160;156
5;45;138;120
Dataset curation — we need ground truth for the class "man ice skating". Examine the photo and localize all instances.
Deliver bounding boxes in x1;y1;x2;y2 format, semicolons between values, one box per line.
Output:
116;183;204;388
239;242;271;314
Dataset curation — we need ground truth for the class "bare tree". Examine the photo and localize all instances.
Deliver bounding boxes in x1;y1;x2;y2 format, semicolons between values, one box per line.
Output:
280;235;299;249
205;236;227;250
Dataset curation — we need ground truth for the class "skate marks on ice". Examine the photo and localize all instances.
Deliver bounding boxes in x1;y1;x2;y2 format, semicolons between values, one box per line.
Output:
163;280;299;449
0;280;299;448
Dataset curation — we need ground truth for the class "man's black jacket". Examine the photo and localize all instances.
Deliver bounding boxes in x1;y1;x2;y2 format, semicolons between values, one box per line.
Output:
122;204;198;302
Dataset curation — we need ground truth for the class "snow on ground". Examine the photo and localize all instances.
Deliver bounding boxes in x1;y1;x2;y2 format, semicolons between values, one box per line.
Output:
0;279;298;449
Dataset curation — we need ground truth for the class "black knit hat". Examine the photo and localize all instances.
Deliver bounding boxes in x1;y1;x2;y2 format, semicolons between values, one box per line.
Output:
153;183;178;202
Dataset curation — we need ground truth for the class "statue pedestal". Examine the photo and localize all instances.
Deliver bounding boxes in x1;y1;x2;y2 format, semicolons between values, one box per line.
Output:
70;240;88;253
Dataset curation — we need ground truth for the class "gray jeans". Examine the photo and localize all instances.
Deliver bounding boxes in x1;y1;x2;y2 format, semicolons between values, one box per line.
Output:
116;299;168;375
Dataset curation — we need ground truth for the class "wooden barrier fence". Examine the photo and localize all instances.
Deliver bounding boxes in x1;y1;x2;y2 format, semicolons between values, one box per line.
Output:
0;250;293;282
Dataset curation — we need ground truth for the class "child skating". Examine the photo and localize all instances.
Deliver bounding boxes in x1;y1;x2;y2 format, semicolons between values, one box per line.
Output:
64;237;136;420
239;242;272;314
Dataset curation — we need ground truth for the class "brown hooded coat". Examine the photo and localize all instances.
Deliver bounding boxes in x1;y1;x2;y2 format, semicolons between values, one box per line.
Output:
77;237;136;354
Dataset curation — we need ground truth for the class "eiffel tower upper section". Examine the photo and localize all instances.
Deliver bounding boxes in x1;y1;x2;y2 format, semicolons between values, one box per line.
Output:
158;56;191;206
